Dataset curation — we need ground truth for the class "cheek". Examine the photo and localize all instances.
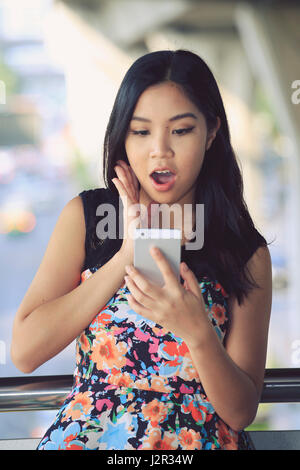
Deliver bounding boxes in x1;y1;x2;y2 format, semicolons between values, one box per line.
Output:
180;152;205;184
124;139;131;158
183;146;205;168
125;140;135;165
125;146;143;180
175;135;206;158
125;138;145;164
125;137;142;158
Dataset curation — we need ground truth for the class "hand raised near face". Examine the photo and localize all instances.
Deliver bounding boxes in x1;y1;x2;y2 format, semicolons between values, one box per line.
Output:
112;160;146;260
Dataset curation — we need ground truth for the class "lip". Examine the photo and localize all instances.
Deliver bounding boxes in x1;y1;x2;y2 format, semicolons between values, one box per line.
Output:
149;173;177;192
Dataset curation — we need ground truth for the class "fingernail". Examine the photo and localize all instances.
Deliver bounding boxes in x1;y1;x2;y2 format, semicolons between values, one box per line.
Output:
183;262;188;271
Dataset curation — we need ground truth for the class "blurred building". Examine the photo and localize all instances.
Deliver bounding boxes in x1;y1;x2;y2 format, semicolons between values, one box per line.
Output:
1;0;300;440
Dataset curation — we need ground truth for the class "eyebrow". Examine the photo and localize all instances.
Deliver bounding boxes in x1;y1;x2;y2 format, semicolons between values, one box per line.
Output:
131;112;198;123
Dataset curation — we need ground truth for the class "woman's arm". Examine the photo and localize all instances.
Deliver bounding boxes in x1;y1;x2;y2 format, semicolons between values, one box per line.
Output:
11;196;132;374
186;245;273;431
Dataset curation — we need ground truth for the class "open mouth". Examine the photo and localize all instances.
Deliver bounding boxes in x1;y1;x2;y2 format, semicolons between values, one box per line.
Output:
150;170;175;184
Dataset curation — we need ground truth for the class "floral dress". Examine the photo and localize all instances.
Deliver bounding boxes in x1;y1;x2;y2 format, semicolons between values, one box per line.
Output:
36;264;253;450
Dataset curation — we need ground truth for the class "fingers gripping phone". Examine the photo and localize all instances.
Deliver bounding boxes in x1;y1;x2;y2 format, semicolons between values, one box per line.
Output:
134;228;181;287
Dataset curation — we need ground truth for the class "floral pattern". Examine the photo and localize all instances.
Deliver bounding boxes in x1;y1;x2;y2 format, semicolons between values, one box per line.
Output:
36;264;253;450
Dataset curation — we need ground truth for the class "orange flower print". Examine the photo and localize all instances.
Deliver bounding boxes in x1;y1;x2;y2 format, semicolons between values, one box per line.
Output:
216;420;238;450
210;303;226;325
62;391;94;422
78;333;91;354
108;371;135;389
141;399;169;426
149;375;172;393
178;428;202;450
90;330;127;371
141;428;177;450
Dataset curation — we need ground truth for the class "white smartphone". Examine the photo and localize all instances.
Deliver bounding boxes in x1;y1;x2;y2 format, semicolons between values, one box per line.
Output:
134;228;181;287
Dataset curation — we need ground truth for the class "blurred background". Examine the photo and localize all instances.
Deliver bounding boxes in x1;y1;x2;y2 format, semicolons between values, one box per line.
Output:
0;0;300;440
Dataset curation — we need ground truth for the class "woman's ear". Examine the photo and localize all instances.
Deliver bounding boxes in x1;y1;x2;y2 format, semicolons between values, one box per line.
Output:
205;116;221;151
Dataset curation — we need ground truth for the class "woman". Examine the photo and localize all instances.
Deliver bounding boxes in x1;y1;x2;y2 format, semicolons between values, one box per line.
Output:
11;49;272;450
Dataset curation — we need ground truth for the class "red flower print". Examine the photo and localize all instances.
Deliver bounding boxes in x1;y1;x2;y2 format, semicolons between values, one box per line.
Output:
215;281;229;298
210;303;227;325
182;400;206;424
216;420;239;450
78;333;91;354
64;434;83;450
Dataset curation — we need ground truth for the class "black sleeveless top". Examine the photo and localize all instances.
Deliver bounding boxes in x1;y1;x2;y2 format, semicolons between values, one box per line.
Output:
79;188;122;273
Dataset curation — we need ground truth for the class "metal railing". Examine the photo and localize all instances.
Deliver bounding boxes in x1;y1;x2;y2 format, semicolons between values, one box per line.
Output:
0;368;300;413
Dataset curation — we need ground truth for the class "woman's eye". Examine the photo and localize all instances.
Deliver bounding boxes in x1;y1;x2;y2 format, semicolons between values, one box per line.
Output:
131;130;149;136
173;127;195;135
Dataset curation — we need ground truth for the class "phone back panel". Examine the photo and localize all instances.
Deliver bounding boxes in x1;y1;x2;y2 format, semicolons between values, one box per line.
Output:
134;229;181;287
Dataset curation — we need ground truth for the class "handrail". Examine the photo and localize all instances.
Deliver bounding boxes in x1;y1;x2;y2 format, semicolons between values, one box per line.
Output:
0;368;300;413
262;368;300;403
0;375;72;412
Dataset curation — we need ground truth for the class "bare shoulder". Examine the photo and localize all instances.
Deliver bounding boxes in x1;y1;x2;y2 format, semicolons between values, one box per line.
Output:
60;194;85;227
228;245;272;311
51;195;86;267
14;195;86;322
225;245;273;396
246;245;272;281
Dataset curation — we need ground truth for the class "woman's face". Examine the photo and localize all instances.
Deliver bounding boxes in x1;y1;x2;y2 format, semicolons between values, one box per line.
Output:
124;81;219;211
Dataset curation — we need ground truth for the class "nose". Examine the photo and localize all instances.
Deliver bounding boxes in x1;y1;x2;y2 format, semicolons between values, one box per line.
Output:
149;130;174;159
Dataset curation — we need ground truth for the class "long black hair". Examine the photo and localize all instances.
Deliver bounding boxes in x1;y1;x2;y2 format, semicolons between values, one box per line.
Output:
102;49;272;305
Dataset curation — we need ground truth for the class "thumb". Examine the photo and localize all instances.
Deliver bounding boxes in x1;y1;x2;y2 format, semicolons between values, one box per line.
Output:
180;262;202;298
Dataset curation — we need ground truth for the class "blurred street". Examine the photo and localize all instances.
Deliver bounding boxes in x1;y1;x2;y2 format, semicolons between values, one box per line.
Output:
0;173;77;377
